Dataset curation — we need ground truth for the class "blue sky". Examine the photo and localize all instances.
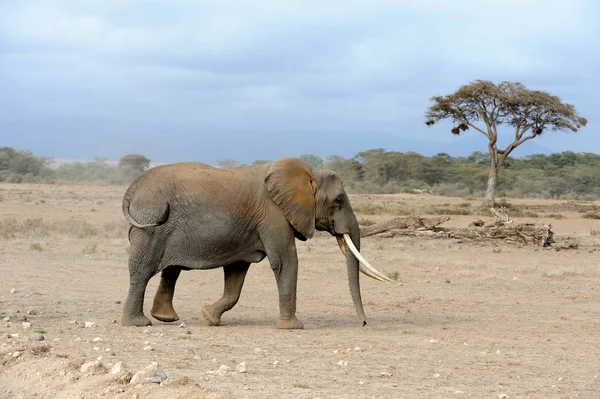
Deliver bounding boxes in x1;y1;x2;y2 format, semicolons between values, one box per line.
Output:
1;0;598;164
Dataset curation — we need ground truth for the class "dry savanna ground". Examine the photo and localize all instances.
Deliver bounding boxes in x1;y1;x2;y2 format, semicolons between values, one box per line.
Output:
1;183;599;399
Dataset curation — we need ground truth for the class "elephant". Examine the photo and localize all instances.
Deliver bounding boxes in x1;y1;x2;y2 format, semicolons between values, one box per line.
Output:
120;157;391;329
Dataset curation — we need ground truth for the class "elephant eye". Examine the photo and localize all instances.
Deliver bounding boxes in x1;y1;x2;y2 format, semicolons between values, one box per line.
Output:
333;195;344;209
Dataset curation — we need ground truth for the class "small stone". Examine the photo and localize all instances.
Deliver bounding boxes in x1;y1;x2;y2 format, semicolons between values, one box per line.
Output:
33;334;45;341
358;381;364;385
2;317;9;322
143;346;152;351
26;309;37;315
272;360;279;366
84;322;96;328
22;322;31;330
380;372;393;377
433;373;440;378
179;323;186;328
93;337;103;342
10;333;19;339
130;362;168;385
337;360;348;366
185;330;191;335
10;288;16;294
12;351;21;358
219;365;230;374
498;395;509;399
354;346;363;352
236;362;247;373
80;360;107;375
254;348;261;354
429;339;439;343
143;330;150;335
93;347;100;351
110;361;125;374
16;315;27;322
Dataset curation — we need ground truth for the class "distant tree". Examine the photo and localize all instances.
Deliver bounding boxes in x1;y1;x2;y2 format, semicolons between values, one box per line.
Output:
299;154;324;168
252;159;271;165
425;80;587;206
217;158;240;168
118;154;151;174
467;151;489;164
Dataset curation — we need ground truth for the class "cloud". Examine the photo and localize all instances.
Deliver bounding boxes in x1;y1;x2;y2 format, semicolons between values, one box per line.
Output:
0;0;598;162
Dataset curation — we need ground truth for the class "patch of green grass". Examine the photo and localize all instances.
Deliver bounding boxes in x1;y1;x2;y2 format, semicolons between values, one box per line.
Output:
82;242;97;255
29;243;43;251
386;271;400;281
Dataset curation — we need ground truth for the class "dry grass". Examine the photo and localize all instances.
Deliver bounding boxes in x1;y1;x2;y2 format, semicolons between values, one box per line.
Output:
582;211;600;219
0;217;127;239
358;217;376;227
423;204;472;216
543;269;580;278
352;202;414;216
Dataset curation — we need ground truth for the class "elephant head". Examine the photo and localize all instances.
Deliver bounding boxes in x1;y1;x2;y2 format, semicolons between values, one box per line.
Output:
265;158;391;325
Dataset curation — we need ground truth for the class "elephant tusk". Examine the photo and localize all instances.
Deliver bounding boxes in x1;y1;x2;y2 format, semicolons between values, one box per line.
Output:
336;235;346;256
359;264;387;281
343;234;394;282
337;235;387;281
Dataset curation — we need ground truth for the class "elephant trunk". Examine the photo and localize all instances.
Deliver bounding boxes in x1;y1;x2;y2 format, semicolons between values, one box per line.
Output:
345;221;368;326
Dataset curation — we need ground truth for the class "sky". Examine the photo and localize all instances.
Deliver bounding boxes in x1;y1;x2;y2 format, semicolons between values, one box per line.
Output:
1;0;598;164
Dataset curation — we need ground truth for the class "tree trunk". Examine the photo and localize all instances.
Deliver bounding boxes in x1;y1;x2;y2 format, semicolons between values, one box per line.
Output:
483;168;497;207
483;146;499;207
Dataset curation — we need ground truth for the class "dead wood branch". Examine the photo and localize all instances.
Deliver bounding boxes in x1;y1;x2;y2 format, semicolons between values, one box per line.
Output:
361;215;573;248
490;206;512;224
360;216;450;237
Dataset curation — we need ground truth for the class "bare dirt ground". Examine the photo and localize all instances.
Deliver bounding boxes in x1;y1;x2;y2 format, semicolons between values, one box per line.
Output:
1;183;599;399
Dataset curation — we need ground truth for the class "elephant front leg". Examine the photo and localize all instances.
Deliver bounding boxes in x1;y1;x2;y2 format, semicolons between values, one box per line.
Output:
202;262;250;326
271;251;304;329
151;266;181;322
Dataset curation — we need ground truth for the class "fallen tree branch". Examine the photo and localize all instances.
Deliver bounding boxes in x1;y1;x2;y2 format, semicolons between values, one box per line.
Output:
361;216;450;237
361;216;576;248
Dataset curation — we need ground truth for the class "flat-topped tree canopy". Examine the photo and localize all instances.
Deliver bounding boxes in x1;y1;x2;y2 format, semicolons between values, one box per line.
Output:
425;80;587;206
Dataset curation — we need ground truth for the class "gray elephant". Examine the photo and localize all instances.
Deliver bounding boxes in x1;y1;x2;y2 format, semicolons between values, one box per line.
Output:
121;157;391;329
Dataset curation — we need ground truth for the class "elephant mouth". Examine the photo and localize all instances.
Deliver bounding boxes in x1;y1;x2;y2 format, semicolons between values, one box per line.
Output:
335;234;393;282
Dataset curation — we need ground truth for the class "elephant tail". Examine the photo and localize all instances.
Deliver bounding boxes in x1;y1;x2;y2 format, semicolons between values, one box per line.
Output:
122;198;170;229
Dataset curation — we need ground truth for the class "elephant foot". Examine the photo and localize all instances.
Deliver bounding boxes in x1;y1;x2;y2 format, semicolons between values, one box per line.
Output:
121;313;152;327
151;304;179;323
201;305;222;326
276;316;304;329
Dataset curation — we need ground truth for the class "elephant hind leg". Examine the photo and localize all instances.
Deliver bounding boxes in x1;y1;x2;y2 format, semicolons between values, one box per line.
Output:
151;266;182;323
122;259;156;327
202;262;250;326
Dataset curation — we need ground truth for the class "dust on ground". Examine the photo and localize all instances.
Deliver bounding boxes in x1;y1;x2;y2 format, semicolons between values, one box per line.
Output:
1;183;599;398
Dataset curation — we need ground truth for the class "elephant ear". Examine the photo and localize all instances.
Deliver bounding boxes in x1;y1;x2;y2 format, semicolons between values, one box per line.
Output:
265;158;316;240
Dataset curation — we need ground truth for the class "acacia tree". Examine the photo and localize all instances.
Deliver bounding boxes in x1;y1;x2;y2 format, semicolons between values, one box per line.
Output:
118;153;151;175
425;80;587;206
